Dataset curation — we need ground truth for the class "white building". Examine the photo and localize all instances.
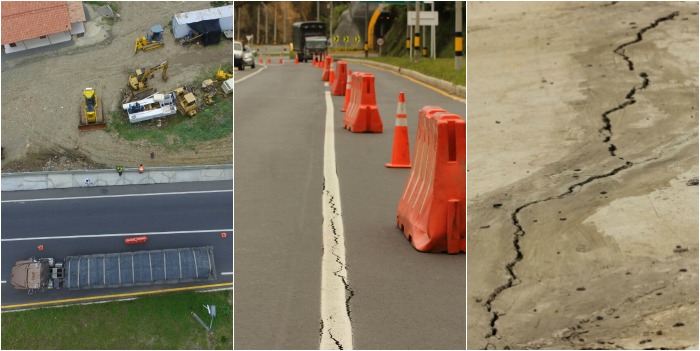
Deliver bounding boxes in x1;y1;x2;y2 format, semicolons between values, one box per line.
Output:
1;1;86;54
172;5;232;42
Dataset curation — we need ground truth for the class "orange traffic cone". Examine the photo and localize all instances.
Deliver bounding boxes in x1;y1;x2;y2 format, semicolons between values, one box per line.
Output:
267;56;271;64
260;58;263;64
221;232;227;238
295;54;299;65
385;92;411;168
138;164;144;173
279;57;283;64
38;245;44;251
329;70;335;85
341;70;353;112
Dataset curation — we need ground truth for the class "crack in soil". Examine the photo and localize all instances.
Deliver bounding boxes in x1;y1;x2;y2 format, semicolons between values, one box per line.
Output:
482;11;679;345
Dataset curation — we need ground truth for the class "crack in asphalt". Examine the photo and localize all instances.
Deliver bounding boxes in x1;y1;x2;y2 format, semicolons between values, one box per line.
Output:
482;11;679;347
320;184;354;349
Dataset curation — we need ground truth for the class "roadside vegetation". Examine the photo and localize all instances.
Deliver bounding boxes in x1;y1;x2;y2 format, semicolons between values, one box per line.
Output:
337;56;466;87
106;64;233;150
1;290;232;350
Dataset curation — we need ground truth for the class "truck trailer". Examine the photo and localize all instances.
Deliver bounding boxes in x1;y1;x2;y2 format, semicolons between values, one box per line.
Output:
292;21;328;62
11;247;217;294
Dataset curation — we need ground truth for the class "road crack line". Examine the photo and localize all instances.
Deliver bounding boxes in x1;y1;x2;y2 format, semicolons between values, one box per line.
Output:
482;11;679;346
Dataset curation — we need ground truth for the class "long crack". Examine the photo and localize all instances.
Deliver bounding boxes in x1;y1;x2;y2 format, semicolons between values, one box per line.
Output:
482;11;679;345
319;185;354;349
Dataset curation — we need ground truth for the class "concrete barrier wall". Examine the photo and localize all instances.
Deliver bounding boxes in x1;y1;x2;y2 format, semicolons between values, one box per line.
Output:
1;164;233;192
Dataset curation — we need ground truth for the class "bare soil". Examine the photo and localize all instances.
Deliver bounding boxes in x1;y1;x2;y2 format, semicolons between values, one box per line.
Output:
467;2;698;349
1;2;232;173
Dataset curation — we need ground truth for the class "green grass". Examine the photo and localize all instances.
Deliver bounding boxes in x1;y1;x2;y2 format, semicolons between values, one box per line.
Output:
1;290;232;350
349;56;466;87
106;95;232;151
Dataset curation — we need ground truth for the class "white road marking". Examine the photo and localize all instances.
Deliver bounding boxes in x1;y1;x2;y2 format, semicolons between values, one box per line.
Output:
320;91;353;349
234;65;267;84
1;229;233;242
221;272;233;275
1;189;232;203
1;281;6;284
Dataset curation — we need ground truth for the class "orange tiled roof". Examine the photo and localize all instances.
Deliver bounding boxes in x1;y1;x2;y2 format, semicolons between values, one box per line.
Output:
1;2;72;45
66;1;85;23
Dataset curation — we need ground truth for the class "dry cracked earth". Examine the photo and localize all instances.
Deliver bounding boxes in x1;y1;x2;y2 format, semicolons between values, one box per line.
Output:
467;2;698;349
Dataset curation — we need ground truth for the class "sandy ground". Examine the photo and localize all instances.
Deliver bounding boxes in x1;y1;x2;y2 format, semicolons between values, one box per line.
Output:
467;2;698;349
1;2;232;172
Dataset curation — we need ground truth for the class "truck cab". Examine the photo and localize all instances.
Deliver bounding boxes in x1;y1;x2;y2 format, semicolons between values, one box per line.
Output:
292;22;328;62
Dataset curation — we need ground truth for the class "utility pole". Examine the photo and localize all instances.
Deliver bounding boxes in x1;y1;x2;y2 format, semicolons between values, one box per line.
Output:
407;2;411;61
283;4;287;44
236;8;240;40
414;1;420;63
455;1;463;70
317;1;320;21
273;2;277;44
264;3;268;44
256;5;260;44
329;2;333;47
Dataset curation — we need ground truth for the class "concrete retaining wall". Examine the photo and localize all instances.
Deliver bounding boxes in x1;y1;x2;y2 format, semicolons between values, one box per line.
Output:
1;164;233;192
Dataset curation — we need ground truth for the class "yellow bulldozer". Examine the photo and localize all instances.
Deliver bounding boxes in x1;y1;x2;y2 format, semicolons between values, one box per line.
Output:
122;61;169;103
79;88;106;131
215;64;232;81
134;24;165;54
173;86;198;117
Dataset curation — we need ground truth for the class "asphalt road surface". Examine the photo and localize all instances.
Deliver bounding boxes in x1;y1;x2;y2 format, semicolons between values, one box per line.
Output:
235;60;465;349
1;181;233;309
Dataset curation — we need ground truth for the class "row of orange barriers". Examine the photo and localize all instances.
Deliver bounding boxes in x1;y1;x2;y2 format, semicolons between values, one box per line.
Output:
317;56;465;254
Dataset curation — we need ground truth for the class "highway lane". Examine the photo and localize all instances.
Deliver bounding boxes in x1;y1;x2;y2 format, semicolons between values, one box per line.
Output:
1;181;232;309
235;60;465;349
2;182;232;238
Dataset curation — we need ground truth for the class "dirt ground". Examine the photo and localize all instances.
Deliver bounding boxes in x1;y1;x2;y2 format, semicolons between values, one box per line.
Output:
467;2;698;349
1;2;233;172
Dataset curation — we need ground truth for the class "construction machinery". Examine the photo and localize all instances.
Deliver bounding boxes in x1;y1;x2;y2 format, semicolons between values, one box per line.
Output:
215;64;232;81
79;88;106;131
134;24;165;54
201;79;217;104
173;86;198;116
122;61;169;103
10;247;217;294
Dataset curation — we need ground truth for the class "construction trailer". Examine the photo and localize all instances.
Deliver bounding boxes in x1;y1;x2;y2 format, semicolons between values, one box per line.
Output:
172;5;232;45
11;247;217;293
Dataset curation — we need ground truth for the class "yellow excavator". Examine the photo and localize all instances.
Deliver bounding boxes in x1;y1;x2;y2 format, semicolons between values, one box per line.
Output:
173;86;198;117
79;88;106;131
134;24;165;54
122;61;169;103
215;64;232;81
129;60;169;91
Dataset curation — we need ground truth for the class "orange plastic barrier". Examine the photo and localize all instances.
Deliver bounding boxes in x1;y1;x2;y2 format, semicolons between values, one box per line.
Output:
343;72;383;133
124;236;149;245
321;56;333;81
385;92;411;168
331;61;348;96
396;106;465;254
341;69;353;112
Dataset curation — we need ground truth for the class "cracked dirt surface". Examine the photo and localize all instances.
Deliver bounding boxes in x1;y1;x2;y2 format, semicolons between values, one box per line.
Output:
1;2;233;172
468;2;698;349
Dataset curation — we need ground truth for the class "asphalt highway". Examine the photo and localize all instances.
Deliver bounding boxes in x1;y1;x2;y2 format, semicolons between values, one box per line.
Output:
1;181;232;309
234;60;465;349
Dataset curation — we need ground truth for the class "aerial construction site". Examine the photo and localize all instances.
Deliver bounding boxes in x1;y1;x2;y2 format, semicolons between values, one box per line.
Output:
1;1;233;172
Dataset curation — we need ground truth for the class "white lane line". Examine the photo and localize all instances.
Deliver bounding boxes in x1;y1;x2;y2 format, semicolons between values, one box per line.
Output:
1;229;233;242
221;272;233;275
1;189;232;203
1;281;6;284
320;91;353;350
234;65;267;84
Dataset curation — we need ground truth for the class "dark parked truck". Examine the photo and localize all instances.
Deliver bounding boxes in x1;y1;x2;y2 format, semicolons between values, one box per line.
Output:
292;21;328;62
11;247;216;294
